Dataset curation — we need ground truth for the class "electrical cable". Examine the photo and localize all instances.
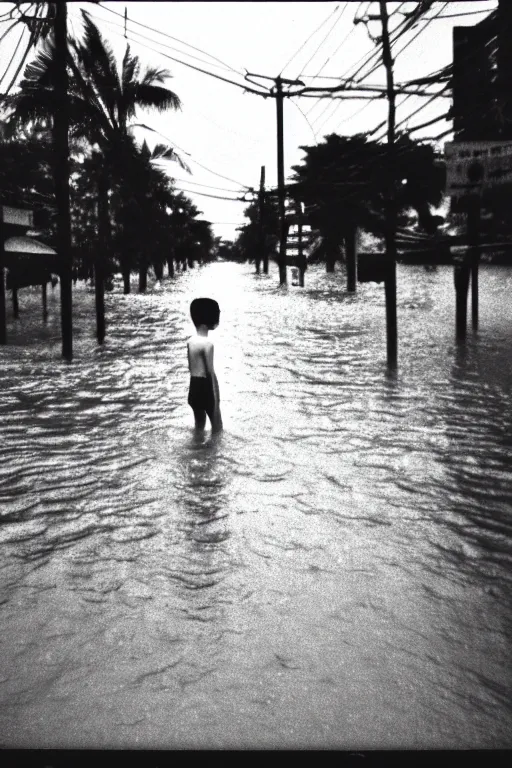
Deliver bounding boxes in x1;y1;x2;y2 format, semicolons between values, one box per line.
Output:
171;187;248;201
347;2;448;87
296;3;348;80
341;1;439;86
128;122;253;190
96;1;243;76
304;2;369;118
82;10;270;97
289;97;318;142
0;19;18;47
0;24;26;89
168;178;246;193
279;2;343;78
421;7;499;21
78;8;239;74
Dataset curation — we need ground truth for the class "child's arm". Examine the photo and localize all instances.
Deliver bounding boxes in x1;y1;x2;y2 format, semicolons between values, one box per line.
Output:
204;343;223;431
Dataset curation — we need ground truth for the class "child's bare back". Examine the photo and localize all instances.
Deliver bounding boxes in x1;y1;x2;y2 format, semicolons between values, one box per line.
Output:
187;298;223;432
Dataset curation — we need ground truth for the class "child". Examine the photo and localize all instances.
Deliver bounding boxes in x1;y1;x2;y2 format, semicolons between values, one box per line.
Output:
187;297;223;432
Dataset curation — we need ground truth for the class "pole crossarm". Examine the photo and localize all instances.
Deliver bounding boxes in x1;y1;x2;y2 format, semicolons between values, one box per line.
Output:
243;74;449;101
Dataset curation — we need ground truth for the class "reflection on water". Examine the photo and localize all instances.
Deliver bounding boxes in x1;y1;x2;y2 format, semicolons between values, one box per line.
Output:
0;263;511;749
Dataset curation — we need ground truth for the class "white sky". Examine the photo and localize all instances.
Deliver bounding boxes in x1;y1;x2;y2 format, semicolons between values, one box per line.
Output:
0;1;498;241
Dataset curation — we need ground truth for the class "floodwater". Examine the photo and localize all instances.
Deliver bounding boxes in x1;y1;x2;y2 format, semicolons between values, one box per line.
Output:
0;261;511;749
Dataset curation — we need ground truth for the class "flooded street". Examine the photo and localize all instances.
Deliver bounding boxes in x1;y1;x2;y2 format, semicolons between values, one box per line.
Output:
0;261;511;749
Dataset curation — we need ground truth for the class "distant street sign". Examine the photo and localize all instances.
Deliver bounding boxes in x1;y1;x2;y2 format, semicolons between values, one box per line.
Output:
445;141;512;197
2;205;34;227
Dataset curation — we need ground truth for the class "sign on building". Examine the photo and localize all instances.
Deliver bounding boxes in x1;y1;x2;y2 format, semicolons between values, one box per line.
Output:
2;205;34;227
445;141;512;197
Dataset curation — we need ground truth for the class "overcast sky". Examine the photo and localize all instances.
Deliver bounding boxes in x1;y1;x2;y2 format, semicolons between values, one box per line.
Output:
0;1;498;241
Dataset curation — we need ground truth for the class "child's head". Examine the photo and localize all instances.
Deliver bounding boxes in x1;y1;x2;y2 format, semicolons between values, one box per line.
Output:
190;297;220;330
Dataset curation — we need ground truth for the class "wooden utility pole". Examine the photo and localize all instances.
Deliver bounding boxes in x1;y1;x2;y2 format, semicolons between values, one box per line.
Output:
42;281;48;321
12;287;19;319
54;1;73;361
257;165;266;275
0;209;5;344
346;226;357;293
95;169;107;344
276;77;287;285
379;1;398;369
296;200;307;287
468;195;481;331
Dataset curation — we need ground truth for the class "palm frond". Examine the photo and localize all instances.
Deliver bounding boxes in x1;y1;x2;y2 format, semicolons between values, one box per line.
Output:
121;45;140;93
67;38;119;144
17;32;56;90
150;143;191;173
78;11;121;130
128;84;181;113
139;66;173;87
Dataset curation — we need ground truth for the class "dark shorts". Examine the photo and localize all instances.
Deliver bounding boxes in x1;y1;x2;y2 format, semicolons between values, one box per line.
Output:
188;376;215;420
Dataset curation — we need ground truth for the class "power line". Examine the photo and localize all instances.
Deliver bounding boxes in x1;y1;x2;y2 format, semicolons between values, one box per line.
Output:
348;2;445;86
304;1;455;137
289;97;318;142
78;7;239;74
296;3;349;79
172;187;248;201
128;123;253;190
96;1;243;76
422;7;498;21
342;1;439;86
304;2;366;118
169;178;245;193
83;9;270;98
279;2;343;78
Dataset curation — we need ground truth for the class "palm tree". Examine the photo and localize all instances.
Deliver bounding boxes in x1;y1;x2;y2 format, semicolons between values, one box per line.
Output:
3;10;186;341
291;133;445;280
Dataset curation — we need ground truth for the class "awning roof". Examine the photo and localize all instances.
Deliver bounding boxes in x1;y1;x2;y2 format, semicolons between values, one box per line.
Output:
4;236;56;256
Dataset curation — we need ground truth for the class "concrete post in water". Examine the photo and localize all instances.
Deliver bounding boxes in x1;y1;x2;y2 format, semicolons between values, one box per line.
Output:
468;195;481;331
12;286;19;319
42;281;48;321
297;200;306;287
257;165;266;275
454;256;471;341
346;226;357;293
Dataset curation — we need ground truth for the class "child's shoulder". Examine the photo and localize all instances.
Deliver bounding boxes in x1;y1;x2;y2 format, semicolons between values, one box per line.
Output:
187;335;213;347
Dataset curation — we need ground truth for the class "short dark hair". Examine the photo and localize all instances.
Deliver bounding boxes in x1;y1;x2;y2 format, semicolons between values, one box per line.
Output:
190;297;220;329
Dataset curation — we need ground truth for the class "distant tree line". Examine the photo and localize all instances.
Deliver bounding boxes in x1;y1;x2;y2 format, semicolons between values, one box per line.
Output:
0;11;216;296
229;132;447;270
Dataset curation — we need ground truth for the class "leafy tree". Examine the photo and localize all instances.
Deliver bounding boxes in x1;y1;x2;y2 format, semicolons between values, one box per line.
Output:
2;11;185;295
291;132;445;271
235;194;279;271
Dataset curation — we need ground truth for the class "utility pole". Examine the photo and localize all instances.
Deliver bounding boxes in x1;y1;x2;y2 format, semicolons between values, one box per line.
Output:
469;195;481;331
379;1;398;369
0;209;5;344
257;165;266;275
275;77;287;285
96;168;107;344
246;72;304;285
297;201;306;287
346;226;357;293
54;1;73;361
